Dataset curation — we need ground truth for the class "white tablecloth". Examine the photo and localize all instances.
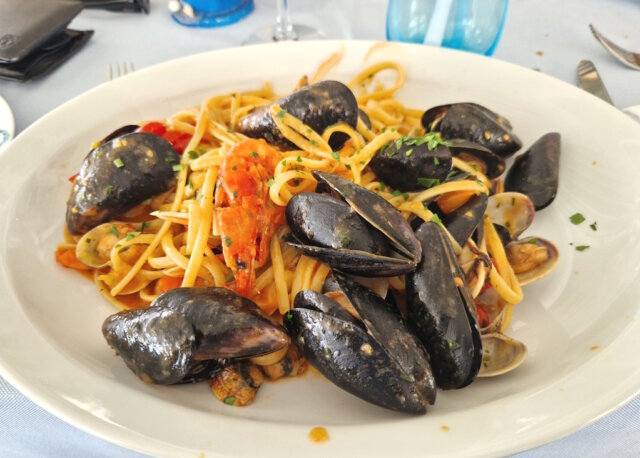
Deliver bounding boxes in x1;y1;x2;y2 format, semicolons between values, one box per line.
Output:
1;0;640;456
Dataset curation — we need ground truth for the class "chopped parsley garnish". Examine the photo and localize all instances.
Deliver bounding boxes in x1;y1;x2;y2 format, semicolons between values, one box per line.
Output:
108;225;118;236
276;109;287;119
282;159;287;166
188;178;194;189
104;184;113;195
286;311;293;320
433;156;440;165
590;221;598;231
172;164;185;171
445;170;458;180
405;148;413;157
296;155;302;162
345;163;352;170
417;177;440;189
224;236;232;247
570;213;586;225
141;222;149;231
165;156;176;163
528;238;538;244
126;231;140;241
447;339;460;350
431;214;443;225
379;182;386;191
331;151;340;160
340;235;351;245
267;178;275;187
223;396;236;405
399;374;413;382
188;150;199;159
511;197;516;206
575;245;590;251
113;158;124;168
392;190;401;197
249;151;259;158
225;272;234;282
310;140;319;147
395;138;403;149
381;127;387;133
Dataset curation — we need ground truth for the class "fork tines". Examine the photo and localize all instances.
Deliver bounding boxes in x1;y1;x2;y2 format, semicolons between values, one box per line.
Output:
107;62;136;81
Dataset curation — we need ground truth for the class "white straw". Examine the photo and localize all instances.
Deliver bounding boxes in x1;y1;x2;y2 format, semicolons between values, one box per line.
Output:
424;0;453;45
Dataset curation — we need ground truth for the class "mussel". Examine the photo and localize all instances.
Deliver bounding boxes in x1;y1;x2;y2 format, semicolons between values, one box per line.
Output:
504;132;561;210
284;171;421;276
448;140;506;180
368;135;452;191
236;80;358;150
442;193;488;247
285;273;437;413
66;132;180;235
102;287;290;385
406;222;482;389
422;103;522;158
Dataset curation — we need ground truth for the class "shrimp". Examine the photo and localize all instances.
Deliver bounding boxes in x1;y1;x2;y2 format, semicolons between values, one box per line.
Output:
214;139;284;296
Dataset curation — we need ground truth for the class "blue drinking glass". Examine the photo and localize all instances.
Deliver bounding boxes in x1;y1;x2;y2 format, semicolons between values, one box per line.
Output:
386;0;509;56
171;0;254;28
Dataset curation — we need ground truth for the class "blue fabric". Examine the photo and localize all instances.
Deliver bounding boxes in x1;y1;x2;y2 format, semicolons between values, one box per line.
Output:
2;374;639;456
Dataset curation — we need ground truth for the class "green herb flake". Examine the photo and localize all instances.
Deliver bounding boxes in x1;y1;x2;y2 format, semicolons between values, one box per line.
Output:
392;190;402;197
575;245;590;252
224;236;232;247
223;396;236;406
296;155;302;163
405;148;413;157
399;374;413;382
310;140;319;147
188;150;199;160
433;156;440;165
590;221;598;231
391;127;397;132
340;235;351;245
402;193;409;201
188;179;194;189
276;109;287;119
267;178;275;187
85;238;92;243
225;272;234;282
345;163;352;170
108;225;119;237
165;156;176;163
447;339;461;350
286;311;293;320
381;127;387;133
445;170;458;180
172;164;185;171
395;138;403;150
570;213;586;225
126;231;140;241
528;238;538;244
511;197;516;206
104;184;113;195
417;177;440;189
249;151;259;158
431;214;443;225
282;159;287;166
379;182;386;191
113;158;124;168
141;222;149;231
331;151;341;161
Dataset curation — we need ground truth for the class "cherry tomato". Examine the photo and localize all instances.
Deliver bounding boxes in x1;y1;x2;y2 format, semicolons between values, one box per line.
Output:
476;303;490;328
68;172;79;184
162;130;192;155
138;121;166;136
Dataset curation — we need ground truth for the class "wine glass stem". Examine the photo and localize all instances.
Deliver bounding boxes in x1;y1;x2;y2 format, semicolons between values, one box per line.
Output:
274;0;297;41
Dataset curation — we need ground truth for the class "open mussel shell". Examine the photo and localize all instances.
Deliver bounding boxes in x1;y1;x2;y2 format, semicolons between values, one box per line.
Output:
368;140;452;192
448;140;506;180
66;132;179;235
99;124;139;145
443;193;488;247
102;288;289;385
285;275;436;413
236;80;358;150
505;132;561;210
486;192;535;240
506;236;559;286
477;332;527;377
406;222;482;390
312;171;421;262
76;221;140;268
422;103;522;158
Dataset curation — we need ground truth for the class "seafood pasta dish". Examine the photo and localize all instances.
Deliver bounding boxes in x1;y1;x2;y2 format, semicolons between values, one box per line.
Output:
56;50;560;413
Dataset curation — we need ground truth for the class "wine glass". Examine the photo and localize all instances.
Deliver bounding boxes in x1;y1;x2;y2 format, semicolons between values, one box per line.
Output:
244;0;324;44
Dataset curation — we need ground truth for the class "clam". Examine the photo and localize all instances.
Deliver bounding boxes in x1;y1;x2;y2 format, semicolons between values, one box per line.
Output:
76;222;140;268
506;236;559;285
486;192;535;240
477;332;527;377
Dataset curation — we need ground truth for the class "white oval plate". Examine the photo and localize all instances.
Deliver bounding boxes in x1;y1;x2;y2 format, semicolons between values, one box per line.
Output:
0;41;639;458
0;94;14;153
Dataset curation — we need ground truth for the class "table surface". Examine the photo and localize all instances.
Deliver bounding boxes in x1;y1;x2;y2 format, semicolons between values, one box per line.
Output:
1;0;640;456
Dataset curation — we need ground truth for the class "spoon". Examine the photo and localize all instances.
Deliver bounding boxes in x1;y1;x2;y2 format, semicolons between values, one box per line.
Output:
477;332;527;377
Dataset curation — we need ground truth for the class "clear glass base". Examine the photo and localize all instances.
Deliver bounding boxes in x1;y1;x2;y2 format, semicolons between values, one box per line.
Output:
171;0;254;28
243;24;325;45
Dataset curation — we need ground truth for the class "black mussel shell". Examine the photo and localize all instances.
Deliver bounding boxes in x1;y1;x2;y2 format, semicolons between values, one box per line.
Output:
448;140;506;179
66;132;179;235
422;103;522;158
443;193;488;247
369;139;452;191
294;289;362;327
406;222;482;389
236;80;358;150
99;124;139;145
102;288;289;385
504;132;561;210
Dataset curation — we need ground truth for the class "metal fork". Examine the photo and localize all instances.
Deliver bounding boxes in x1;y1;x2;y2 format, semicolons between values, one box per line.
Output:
589;24;640;70
107;62;135;81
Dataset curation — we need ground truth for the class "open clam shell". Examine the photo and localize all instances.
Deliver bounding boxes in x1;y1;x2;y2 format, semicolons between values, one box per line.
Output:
477;332;527;377
76;221;140;268
486;192;535;240
506;236;559;286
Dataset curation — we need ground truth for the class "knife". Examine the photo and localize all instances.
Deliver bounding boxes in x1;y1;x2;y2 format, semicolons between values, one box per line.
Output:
577;59;613;104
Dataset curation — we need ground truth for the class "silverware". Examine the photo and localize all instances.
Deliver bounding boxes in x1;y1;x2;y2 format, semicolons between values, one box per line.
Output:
589;24;640;71
107;62;135;81
577;59;613;104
